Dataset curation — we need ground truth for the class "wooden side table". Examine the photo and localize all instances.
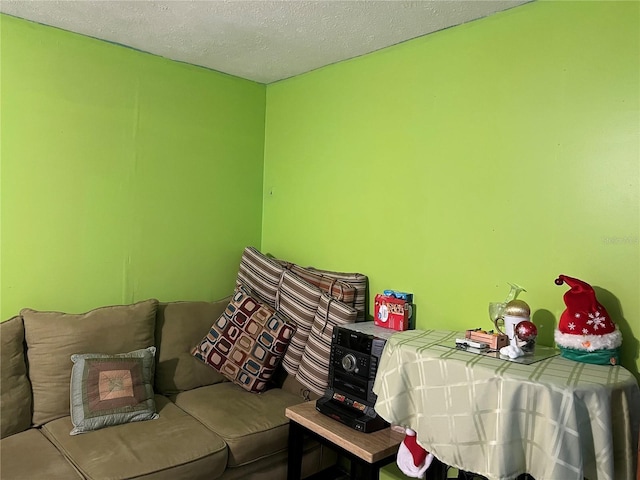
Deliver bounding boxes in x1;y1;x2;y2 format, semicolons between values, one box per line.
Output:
285;401;403;480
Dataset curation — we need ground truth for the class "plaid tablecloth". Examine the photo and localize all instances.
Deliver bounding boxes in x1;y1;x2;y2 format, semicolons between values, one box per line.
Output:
372;330;640;480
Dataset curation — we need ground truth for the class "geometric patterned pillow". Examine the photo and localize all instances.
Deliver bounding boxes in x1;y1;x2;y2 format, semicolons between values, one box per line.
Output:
69;347;158;435
192;285;296;393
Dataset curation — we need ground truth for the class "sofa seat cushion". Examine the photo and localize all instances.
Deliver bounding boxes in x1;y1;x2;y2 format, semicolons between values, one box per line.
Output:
0;428;83;479
42;395;227;480
173;382;303;467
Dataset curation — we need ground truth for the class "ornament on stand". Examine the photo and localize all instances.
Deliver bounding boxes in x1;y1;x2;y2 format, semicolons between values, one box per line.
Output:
489;283;529;359
496;299;532;359
515;320;538;353
496;299;530;341
554;275;622;365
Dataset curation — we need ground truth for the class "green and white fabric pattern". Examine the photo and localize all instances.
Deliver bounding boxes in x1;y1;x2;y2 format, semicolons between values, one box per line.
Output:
373;329;640;480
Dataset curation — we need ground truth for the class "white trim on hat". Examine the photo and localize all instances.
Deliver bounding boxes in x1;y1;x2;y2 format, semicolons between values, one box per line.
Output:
554;327;622;351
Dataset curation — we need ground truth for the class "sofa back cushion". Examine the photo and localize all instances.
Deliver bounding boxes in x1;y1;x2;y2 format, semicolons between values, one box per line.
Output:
1;316;32;438
21;299;158;426
155;300;229;394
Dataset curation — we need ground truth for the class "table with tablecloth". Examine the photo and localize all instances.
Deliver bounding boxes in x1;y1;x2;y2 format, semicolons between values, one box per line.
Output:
372;329;640;480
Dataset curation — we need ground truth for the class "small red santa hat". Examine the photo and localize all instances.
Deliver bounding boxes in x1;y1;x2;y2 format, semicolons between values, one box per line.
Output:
396;428;434;478
554;275;622;353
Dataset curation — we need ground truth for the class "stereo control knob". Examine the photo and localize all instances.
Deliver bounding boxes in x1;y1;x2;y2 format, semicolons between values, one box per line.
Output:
342;354;358;373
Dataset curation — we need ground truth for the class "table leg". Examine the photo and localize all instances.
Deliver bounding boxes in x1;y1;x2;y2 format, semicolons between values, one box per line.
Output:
349;459;378;480
425;457;448;480
288;421;304;480
361;461;377;480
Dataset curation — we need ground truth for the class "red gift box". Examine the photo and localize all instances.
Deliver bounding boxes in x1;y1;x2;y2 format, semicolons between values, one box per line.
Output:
374;294;409;331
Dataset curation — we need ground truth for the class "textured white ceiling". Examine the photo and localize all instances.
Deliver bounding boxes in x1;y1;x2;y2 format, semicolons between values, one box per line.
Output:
0;0;530;84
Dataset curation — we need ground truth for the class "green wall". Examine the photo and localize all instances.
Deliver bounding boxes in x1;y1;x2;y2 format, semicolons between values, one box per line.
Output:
2;1;637;374
263;0;640;387
0;15;266;317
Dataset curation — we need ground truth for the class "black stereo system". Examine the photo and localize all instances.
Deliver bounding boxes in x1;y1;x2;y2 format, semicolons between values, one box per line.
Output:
316;322;395;433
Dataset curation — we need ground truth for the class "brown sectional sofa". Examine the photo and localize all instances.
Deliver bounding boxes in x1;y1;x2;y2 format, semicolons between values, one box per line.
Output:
0;298;334;480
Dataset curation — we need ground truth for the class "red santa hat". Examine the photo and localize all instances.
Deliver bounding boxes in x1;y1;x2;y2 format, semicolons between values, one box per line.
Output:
396;428;433;478
554;275;622;363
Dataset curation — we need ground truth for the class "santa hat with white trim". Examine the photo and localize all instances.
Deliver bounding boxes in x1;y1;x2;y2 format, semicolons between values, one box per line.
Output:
554;275;622;365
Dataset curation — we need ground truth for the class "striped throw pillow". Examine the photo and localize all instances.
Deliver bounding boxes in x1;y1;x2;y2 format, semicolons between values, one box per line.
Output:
235;249;326;377
295;294;357;396
278;270;323;376
295;265;368;322
279;262;356;307
236;247;284;308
